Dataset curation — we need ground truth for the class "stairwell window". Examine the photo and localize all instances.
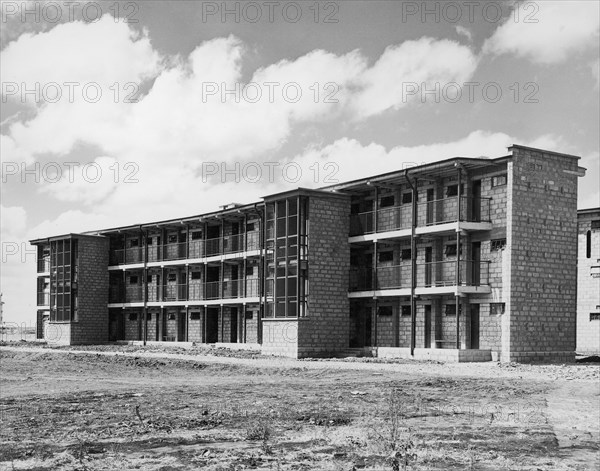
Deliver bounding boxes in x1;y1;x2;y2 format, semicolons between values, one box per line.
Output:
380;195;395;208
378;251;394;263
401;305;411;317
491;239;507;251
490;303;505;315
401;192;412;204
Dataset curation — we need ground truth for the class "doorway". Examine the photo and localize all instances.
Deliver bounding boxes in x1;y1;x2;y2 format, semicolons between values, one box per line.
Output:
230;307;238;343
471;242;481;286
426;188;434;225
424;305;432;348
177;312;186;341
425;246;433;287
471;180;482;221
470;305;480;349
206;307;219;343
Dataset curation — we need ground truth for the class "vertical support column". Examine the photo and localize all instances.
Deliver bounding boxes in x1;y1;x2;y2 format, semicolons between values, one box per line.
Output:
407;174;418;356
258;204;265;344
456;168;462;350
142;227;148;346
185;306;189;342
202;306;207;343
296;195;301;317
219;305;223;343
158;308;164;342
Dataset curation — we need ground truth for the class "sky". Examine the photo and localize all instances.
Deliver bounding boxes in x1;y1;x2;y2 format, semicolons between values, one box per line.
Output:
1;0;599;324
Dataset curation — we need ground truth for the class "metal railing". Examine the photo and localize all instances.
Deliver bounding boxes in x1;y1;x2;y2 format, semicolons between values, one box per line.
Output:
109;232;262;265
109;278;260;303
349;196;491;236
349;260;490;291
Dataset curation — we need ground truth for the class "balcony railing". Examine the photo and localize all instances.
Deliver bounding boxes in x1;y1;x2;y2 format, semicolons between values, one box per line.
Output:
349;196;491;236
37;292;50;306
349;260;490;292
109;232;262;265
109;278;260;303
37;258;50;273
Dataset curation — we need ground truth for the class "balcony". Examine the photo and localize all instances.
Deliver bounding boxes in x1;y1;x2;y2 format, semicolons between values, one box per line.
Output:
109;278;260;304
349;260;490;293
109;232;262;266
37;292;50;306
349;196;491;237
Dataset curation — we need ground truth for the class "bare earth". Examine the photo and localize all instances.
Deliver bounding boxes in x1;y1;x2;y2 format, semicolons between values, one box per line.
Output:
0;343;598;471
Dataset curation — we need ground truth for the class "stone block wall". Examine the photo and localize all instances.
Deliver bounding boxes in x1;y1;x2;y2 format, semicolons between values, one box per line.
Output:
70;236;109;344
576;210;600;354
505;146;580;363
297;194;351;357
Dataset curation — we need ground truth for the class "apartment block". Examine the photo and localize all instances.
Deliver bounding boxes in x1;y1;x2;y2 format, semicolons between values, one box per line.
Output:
577;208;600;354
31;145;587;362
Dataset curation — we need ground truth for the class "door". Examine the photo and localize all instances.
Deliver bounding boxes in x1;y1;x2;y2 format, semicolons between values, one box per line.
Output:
426;188;434;225
425;246;433;287
230;307;238;343
470;305;480;349
230;265;239;297
206;308;219;343
471;242;481;286
471;180;482;222
230;222;239;252
424;305;432;348
177;312;186;341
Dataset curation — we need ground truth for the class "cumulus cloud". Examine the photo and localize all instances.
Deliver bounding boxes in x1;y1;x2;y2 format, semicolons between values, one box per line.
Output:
483;1;600;64
350;37;478;119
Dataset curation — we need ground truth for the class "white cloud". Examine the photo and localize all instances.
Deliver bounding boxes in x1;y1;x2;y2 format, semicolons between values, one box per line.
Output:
455;25;472;42
350;37;478;119
591;59;600;90
483;1;600;64
0;205;27;241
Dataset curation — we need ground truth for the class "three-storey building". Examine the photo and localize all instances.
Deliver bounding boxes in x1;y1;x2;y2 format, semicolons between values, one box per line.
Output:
32;145;586;362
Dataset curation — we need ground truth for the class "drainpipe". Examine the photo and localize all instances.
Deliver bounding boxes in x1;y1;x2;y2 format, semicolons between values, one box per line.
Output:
141;225;148;346
405;169;417;356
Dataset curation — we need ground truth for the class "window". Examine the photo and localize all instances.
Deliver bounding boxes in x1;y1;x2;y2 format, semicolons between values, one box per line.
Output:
592;220;600;229
491;239;507;251
128;312;138;321
590;313;600;321
129;239;139;247
378;251;394;263
378;306;393;316
401;248;412;261
245;311;254;320
191;231;203;240
190;312;201;320
446;184;464;197
147;275;153;283
490;303;505;315
246;223;256;232
167;273;177;282
492;174;507;187
147;238;153;246
445;304;461;316
246;266;255;276
587;231;592;258
146;313;152;321
401;192;412;204
191;271;202;280
129;275;138;284
380;195;395;208
445;244;457;257
168;234;178;243
168;313;176;320
401;305;411;317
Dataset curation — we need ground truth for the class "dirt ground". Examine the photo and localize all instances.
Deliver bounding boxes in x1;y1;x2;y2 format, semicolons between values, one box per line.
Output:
0;343;598;471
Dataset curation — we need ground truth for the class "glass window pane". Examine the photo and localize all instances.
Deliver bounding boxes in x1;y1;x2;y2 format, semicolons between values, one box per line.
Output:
288;198;298;216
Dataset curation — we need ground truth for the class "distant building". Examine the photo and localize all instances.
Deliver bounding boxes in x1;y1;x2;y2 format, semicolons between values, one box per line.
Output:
31;145;586;363
577;208;600;354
